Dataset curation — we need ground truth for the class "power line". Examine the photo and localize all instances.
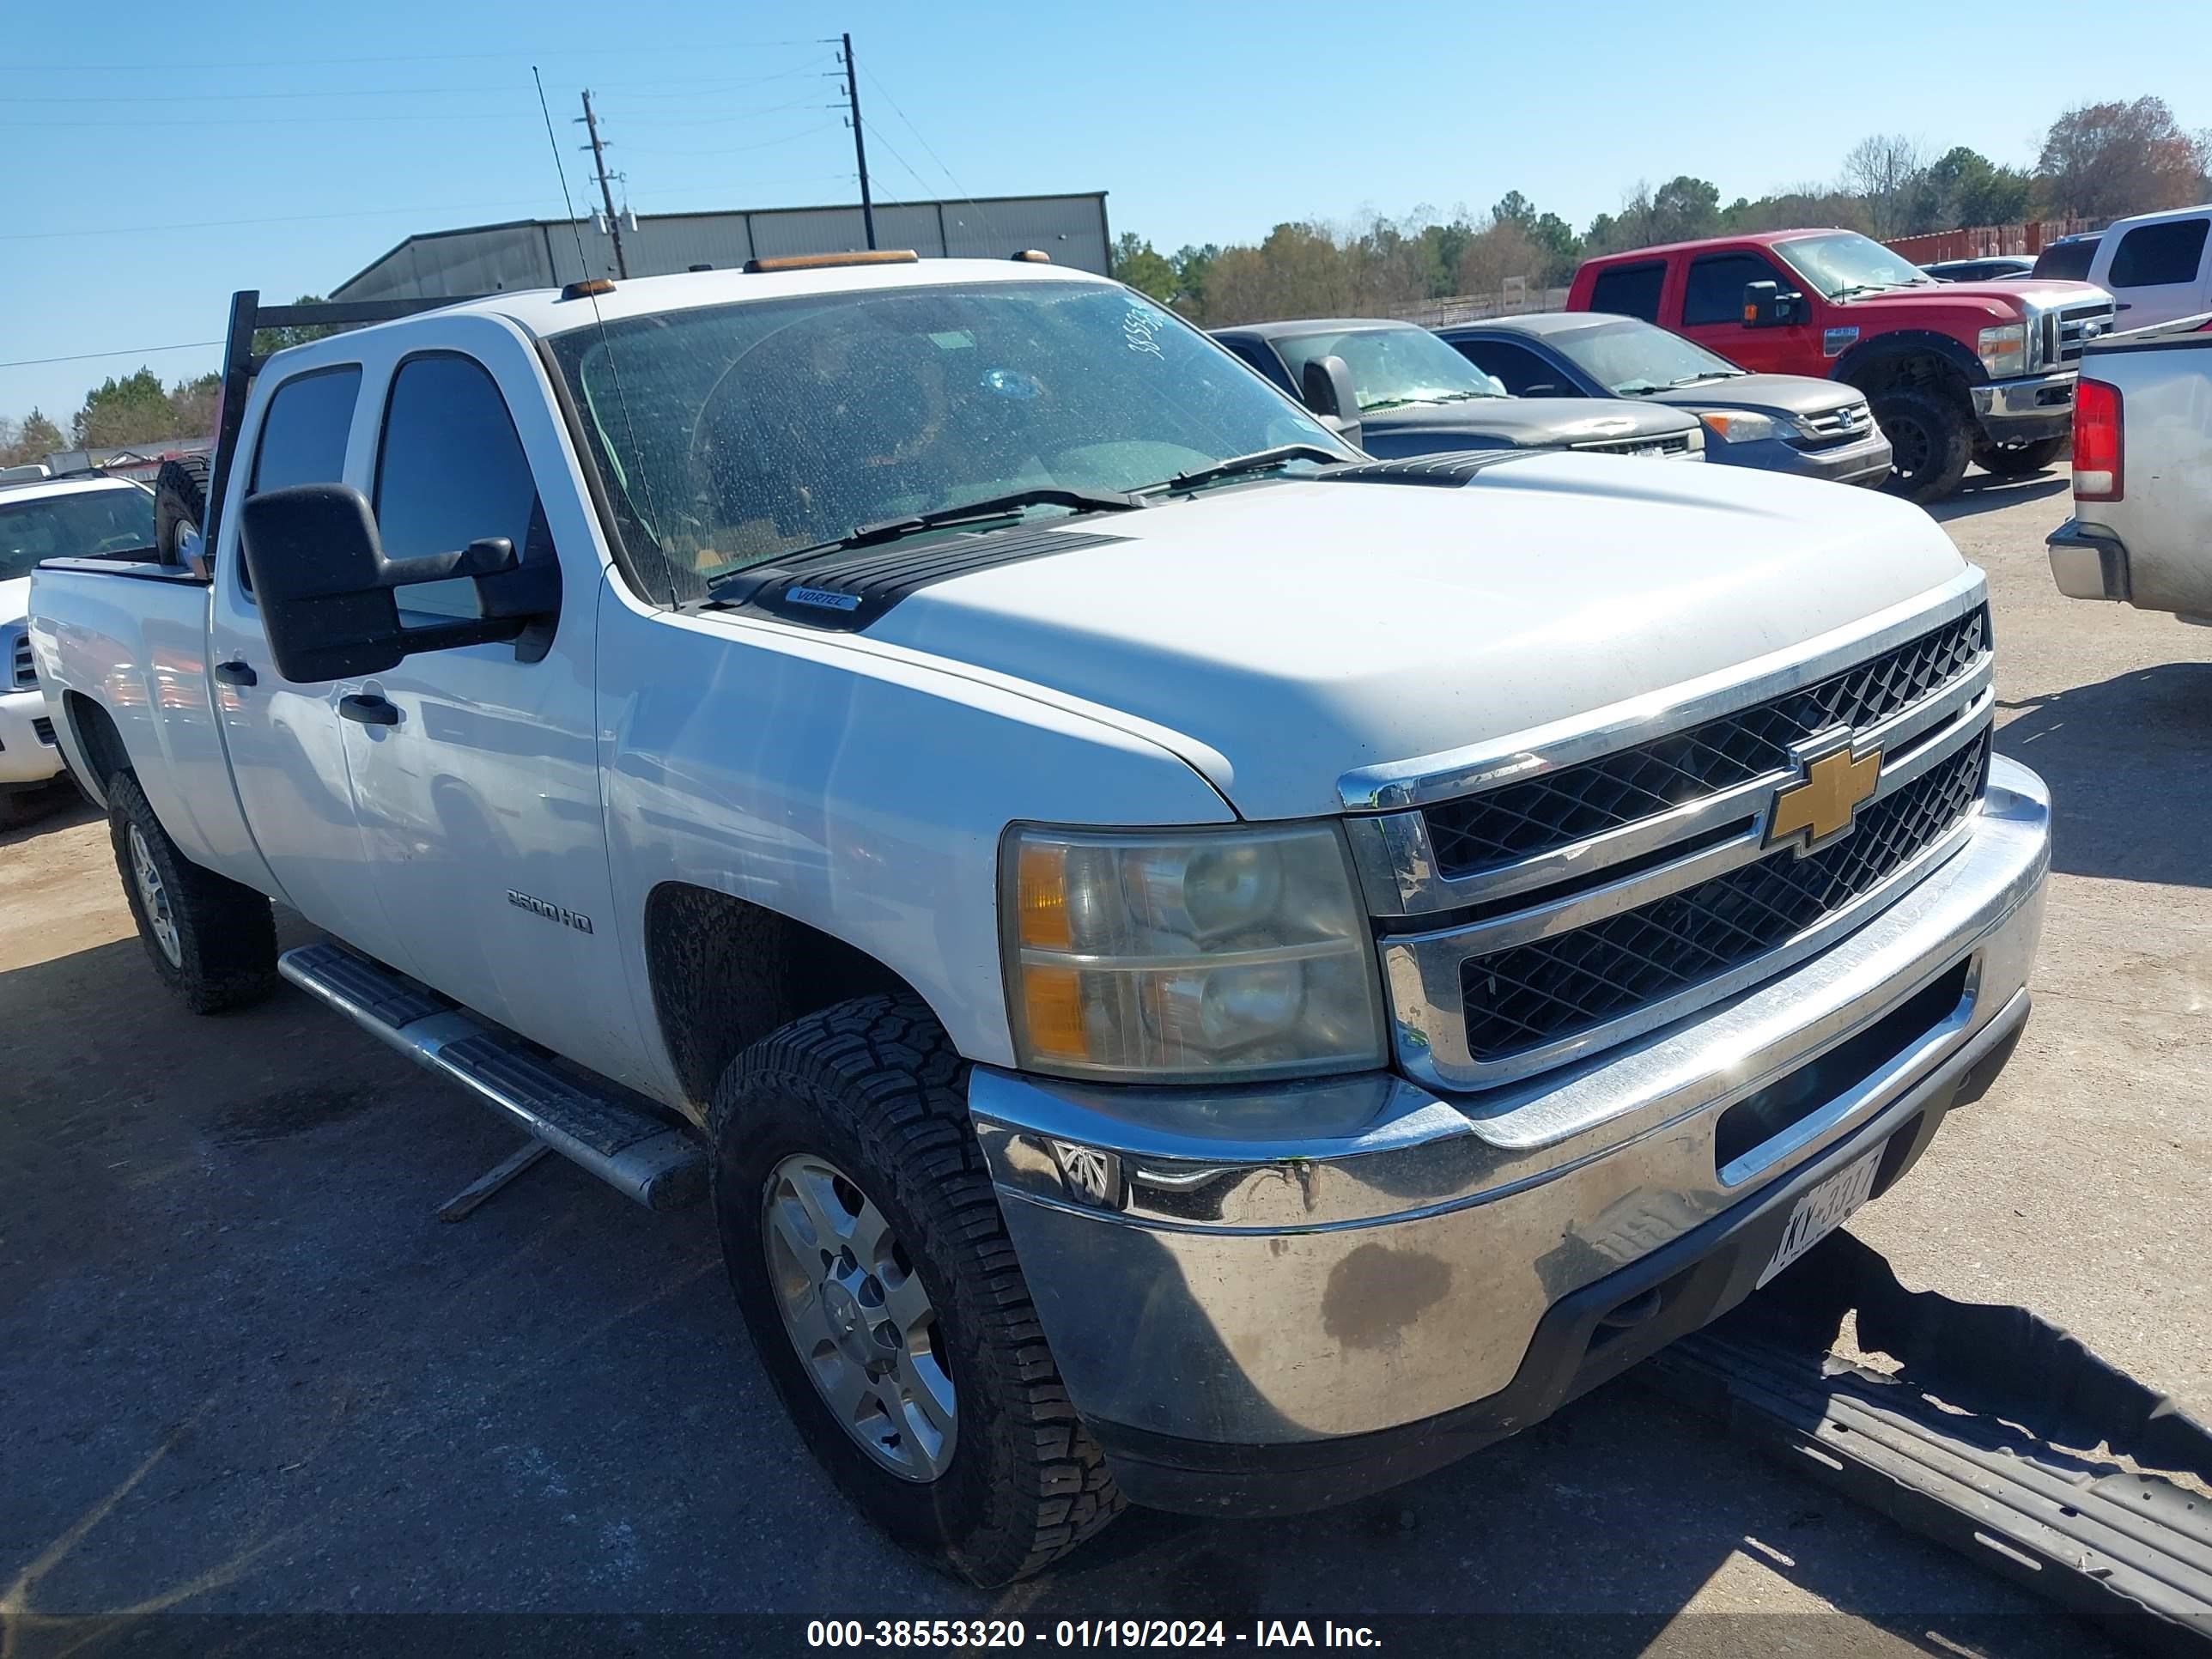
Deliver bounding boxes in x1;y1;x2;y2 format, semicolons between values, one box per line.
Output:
1;342;224;370
4;110;540;128
858;63;1000;246
1;197;559;241
4;40;818;71
7;69;818;102
620;123;840;161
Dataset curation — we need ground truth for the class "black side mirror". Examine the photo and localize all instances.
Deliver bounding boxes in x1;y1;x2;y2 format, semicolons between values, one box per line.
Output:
241;483;533;684
1299;354;1364;452
1741;281;1806;328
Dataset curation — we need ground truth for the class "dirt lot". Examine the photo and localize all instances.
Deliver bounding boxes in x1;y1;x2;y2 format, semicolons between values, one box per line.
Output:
3;472;2205;1656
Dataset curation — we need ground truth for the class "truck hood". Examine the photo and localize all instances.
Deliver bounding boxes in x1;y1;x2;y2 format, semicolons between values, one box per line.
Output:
1359;397;1698;452
0;575;27;630
1639;374;1862;419
1837;279;2109;320
857;456;1967;819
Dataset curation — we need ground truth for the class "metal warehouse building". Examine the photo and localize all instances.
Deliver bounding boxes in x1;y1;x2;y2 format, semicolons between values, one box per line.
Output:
332;193;1112;302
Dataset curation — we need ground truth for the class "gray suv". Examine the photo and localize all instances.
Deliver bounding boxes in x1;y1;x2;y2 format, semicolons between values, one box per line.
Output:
1212;318;1705;461
1440;313;1892;487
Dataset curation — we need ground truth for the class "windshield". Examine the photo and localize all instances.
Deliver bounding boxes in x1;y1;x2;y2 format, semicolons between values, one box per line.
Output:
547;280;1348;595
1772;232;1939;300
1546;319;1744;394
0;485;156;581
1270;327;1505;411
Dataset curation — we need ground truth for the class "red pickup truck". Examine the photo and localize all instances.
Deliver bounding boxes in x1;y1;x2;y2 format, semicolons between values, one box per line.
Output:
1568;229;2116;501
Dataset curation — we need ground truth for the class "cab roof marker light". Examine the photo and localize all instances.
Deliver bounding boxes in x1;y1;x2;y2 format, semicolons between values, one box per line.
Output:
743;250;920;274
1012;249;1052;264
559;278;617;301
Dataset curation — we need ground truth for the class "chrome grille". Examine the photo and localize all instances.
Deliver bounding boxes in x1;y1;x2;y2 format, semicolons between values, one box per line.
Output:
1454;731;1988;1063
9;630;33;690
1423;606;1987;882
1577;432;1693;459
2054;301;2116;364
1799;401;1874;446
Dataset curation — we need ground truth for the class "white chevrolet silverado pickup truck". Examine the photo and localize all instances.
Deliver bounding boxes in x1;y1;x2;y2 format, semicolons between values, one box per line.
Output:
27;257;2051;1584
2047;311;2212;623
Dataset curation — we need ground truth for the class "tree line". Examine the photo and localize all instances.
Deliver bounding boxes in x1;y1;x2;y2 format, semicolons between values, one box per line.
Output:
1114;96;2212;324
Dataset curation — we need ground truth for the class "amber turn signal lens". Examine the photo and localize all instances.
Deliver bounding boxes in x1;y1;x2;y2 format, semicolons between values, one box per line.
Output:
1019;965;1087;1059
1017;842;1073;949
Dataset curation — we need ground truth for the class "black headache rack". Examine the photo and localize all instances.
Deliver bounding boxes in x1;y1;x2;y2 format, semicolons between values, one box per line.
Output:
201;289;490;552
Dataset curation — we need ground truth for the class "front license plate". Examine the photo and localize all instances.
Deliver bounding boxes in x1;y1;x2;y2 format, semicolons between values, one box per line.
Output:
1757;1144;1885;1288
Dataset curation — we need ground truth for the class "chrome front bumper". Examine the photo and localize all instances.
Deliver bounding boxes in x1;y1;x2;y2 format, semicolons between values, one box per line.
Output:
971;757;2050;1502
1972;370;2077;440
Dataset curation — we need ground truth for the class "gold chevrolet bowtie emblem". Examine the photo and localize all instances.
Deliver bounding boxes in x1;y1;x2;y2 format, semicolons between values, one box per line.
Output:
1767;744;1881;851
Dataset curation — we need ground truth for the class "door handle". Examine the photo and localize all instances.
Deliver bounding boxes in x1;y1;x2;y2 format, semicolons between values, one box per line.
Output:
338;693;399;726
212;659;258;687
2114;301;2132;310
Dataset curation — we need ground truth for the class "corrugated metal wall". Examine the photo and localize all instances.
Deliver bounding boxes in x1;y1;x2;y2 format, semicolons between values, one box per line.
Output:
334;194;1109;301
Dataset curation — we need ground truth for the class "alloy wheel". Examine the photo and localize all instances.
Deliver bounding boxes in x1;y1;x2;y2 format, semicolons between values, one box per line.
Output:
128;823;183;967
762;1152;957;1481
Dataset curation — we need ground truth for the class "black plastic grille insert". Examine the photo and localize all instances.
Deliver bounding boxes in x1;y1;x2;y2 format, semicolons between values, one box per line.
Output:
1455;729;1989;1064
1424;606;1987;881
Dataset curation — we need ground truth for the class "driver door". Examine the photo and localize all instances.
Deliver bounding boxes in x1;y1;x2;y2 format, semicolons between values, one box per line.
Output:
1679;251;1815;377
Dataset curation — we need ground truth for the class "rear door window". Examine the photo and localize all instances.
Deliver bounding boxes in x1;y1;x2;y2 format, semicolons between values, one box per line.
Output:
243;365;361;591
2107;218;2209;289
1683;253;1789;326
1588;263;1666;323
373;352;548;624
1450;337;1569;396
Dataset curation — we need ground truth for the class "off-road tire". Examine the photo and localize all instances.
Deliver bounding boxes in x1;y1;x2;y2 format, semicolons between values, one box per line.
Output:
1974;435;2068;477
154;454;210;563
708;994;1122;1585
106;771;278;1012
1870;385;1974;504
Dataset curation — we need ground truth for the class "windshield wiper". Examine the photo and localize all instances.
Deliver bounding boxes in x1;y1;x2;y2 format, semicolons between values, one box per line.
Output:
1829;283;1900;301
1613;379;1662;396
711;486;1147;585
1670;370;1741;386
1149;444;1346;494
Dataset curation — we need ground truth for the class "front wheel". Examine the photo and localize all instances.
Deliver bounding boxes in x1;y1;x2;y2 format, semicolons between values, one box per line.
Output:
709;995;1122;1585
1870;386;1973;504
1974;435;2068;477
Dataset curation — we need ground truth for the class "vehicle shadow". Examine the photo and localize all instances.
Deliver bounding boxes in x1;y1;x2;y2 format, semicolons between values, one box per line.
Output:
1928;473;2068;523
0;931;2120;1655
1995;661;2212;888
0;782;96;848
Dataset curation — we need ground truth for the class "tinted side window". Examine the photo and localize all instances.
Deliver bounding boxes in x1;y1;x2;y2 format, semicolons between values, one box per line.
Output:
1451;337;1565;395
242;367;361;592
1683;253;1785;326
1221;337;1291;391
374;354;546;623
2033;239;2098;282
252;368;362;494
2108;219;2209;289
1589;263;1666;324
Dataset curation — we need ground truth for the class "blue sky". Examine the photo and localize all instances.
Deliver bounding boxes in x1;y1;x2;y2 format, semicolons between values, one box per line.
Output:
5;0;2206;428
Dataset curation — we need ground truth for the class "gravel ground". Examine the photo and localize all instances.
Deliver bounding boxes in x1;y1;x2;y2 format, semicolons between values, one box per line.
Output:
1;472;2203;1656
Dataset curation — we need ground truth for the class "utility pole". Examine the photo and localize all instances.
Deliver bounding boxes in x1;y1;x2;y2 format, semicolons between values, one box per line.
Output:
838;33;876;250
576;89;629;279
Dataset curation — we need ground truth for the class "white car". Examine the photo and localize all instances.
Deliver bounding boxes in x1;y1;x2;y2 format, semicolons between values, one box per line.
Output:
2;476;156;814
29;259;2049;1582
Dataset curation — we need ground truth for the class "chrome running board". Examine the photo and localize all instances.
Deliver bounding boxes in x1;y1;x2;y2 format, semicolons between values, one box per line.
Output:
278;942;705;1212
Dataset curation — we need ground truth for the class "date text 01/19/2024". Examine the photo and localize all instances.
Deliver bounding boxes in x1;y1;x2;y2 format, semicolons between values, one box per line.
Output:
805;1620;1382;1649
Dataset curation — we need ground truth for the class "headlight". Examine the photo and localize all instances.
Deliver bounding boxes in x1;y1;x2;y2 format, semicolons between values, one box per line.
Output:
1695;410;1788;444
1003;823;1388;1082
1977;323;2028;380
